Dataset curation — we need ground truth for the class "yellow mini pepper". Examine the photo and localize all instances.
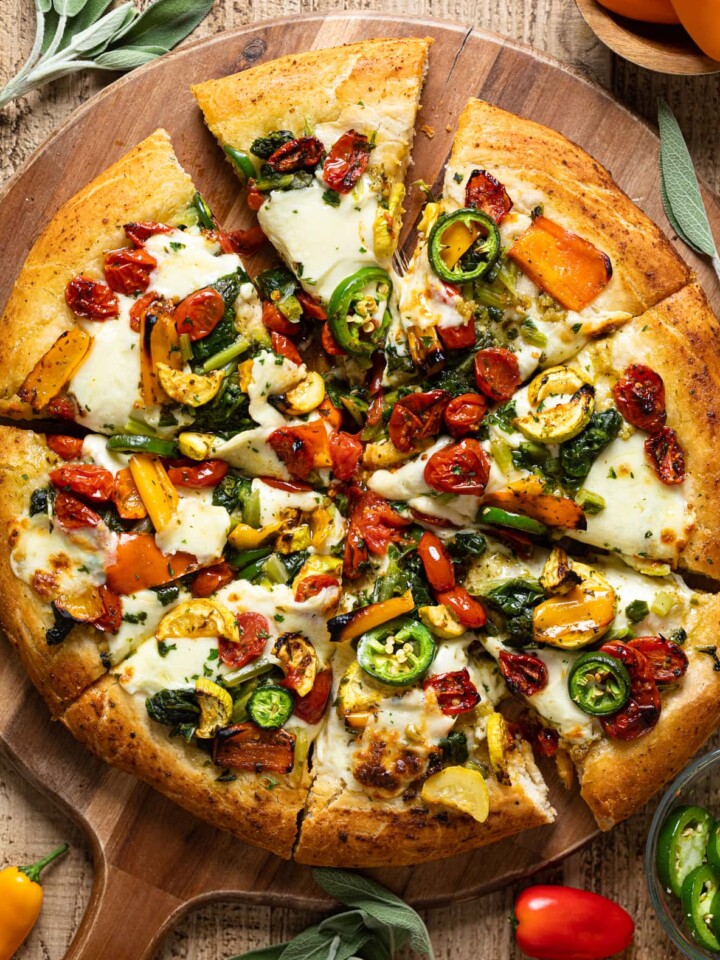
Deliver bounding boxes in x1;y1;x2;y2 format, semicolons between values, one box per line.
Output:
0;843;68;959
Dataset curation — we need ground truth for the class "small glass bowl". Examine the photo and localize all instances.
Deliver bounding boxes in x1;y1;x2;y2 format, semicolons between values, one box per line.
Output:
646;749;720;959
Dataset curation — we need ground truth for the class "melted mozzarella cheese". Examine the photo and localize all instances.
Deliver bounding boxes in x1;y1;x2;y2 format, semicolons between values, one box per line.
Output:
368;437;451;500
254;478;321;525
248;351;306;427
373;688;455;742
10;513;111;595
117;636;224;695
106;588;184;664
144;229;243;301
211;427;290;479
155;497;230;564
81;435;130;475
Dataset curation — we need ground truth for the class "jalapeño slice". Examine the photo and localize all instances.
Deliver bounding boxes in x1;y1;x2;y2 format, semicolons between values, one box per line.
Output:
428;208;501;284
356;617;435;687
568;652;631;717
247;685;294;729
657;805;714;898
327;267;393;357
682;864;720;951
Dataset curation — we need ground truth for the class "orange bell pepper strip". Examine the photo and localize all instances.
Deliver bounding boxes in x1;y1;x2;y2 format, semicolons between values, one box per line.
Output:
17;328;92;412
483;476;587;529
111;467;148;520
670;0;720;60
327;589;415;643
508;216;612;312
105;533;200;595
597;0;678;22
128;455;178;531
138;300;181;406
317;396;343;431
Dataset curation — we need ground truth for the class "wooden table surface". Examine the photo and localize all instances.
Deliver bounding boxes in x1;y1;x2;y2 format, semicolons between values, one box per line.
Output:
1;1;718;957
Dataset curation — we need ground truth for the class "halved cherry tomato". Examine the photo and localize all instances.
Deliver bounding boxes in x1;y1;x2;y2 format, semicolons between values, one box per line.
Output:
262;300;298;337
297;290;327;321
246;180;266;211
167;459;228;488
47;435;83;461
424;439;491;496
322;130;371;193
388;390;449;453
268;421;329;479
174;288;225;341
437;320;476;350
436;585;487;628
613;364;666;434
599;640;661;742
294;574;340;603
329;431;363;481
112;467;147;520
499;650;548;696
94;584;123;633
321;322;346;355
294;667;333;724
417;531;455;592
271;332;303;366
443;393;489;437
46;395;78;421
409;508;459;528
424;668;481;715
645;427;685;485
465;169;513;223
129;292;157;333
474;347;521;402
53;492;101;529
50;464;114;502
65;276;118;320
104;247;157;295
260;476;314;493
220;225;267;256
219;611;271;669
344;490;411;578
123;221;172;245
628;636;688;686
267;136;324;172
317;396;343;430
191;561;236;598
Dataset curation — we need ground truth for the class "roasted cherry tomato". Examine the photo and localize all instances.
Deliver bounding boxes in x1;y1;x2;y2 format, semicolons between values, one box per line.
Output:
294;574;341;603
424;438;491;496
103;247;157;295
266;136;324;172
297;290;327;321
271;332;303;366
50;464;114;502
514;885;635;960
123;221;172;245
218;611;271;669
534;725;560;757
424;668;480;715
46;395;78;421
94;585;123;634
65;276;118;320
598;640;661;741
474;347;521;402
465;168;513;223
613;363;666;434
344;490;411;578
129;292;157;333
268;422;328;480
46;435;83;461
174;288;225;341
436;586;487;628
317;396;343;430
321;321;346;355
437;320;476;350
260;476;313;492
499;650;548;696
262;300;298;337
443;392;489;437
246;180;266;211
191;561;236;598
388;390;449;453
53;492;101;529
417;531;455;592
220;225;267;256
293;667;333;724
322;130;371;193
329;431;363;481
628;636;688;685
167;459;228;488
645;427;685;485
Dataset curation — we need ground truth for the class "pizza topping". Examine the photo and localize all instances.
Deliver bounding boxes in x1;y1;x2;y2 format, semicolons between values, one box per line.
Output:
443;392;489;437
213;722;296;773
156;598;240;643
465;169;513;223
46;435;83;461
123;221;173;245
217;611;271;670
266;136;324;173
191;561;235;598
166;459;228;488
645;427;686;485
328;431;363;481
435;586;487;628
499;650;548;696
46;395;78;421
106;434;179;457
598;639;661;741
271;332;302;366
220;225;268;256
421;766;490;823
296;290;327;321
428;208;501;284
53;491;101;530
105;533;199;595
128;455;178;532
294;574;340;603
272;632;318;697
388;389;449;453
327;267;392;356
18;328;92;413
322;130;372;194
293;667;333;725
613;364;666;434
417;531;455;593
628;636;688;685
356;617;435;686
483;477;587;530
474;347;521;402
424;668;481;715
49;464;114;503
193;678;234;740
508;215;612;312
343;491;411;578
268;421;330;479
327;591;415;644
515;366;595;444
568;651;631;716
437;319;476;351
424;438;491;496
532;560;616;649
156;364;225;408
174;288;225;341
64;276;118;321
247;685;295;729
103;247;157;296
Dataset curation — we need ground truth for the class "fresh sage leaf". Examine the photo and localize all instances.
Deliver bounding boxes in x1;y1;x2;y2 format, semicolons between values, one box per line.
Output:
227;945;290;960
275;924;339;960
94;46;168;70
317;911;375;959
108;0;214;50
53;0;89;17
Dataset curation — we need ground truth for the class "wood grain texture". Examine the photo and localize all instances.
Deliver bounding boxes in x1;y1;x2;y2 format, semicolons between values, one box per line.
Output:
1;2;718;958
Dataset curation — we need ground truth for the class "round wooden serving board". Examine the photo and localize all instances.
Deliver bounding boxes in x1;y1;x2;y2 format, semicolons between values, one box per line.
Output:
1;13;719;959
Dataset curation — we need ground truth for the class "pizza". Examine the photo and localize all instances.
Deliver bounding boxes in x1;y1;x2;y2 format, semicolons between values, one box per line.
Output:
1;37;720;867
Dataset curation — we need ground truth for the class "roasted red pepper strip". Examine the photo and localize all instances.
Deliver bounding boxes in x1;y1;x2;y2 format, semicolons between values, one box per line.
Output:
294;668;333;724
213;722;295;774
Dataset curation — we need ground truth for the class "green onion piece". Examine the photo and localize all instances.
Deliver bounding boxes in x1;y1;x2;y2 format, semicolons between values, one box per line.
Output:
223;657;275;689
472;280;509;309
651;590;678;617
625;599;650;624
107;434;179;457
521;318;548;348
576;488;606;515
287;728;309;787
254;173;295;191
202;338;250;373
123;417;156;436
223;145;256;184
478;505;548;536
263;554;289;584
179;333;194;362
240;489;261;528
230;679;259;723
226;545;272;570
604;626;636;642
277;294;303;323
192;191;215;230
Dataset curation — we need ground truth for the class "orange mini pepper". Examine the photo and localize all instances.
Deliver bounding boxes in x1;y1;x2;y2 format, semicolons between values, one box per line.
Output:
595;0;679;23
0;844;68;959
670;0;720;60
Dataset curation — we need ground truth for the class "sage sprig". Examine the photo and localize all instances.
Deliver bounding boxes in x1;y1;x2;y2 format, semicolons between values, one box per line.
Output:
658;98;720;284
230;869;435;960
0;0;215;109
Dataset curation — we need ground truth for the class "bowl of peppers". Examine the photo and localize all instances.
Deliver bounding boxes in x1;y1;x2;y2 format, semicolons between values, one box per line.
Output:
647;749;720;958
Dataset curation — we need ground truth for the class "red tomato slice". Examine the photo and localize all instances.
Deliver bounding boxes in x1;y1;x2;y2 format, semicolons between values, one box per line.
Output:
436;586;487;628
268;422;328;480
628;636;688;686
46;395;78;421
388;390;449;453
613;363;666;434
271;332;303;366
329;431;363;481
174;288;225;341
218;612;271;669
266;136;324;172
262;300;298;337
344;491;411;578
297;290;327;321
53;492;102;530
191;561;236;599
645;427;685;485
424;669;481;715
123;221;172;245
220;225;267;256
293;668;333;725
322;130;371;193
474;347;521;402
437;321;476;350
321;322;346;355
443;393;489;438
599;640;661;742
47;435;83;461
498;650;548;696
417;531;455;592
166;460;228;488
50;464;114;502
65;276;119;320
294;575;340;603
424;439;491;496
104;247;157;296
465;169;513;223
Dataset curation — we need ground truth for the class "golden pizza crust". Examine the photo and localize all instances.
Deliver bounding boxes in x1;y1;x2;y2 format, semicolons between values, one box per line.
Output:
446;99;690;318
576;593;720;829
61;675;308;859
0;129;196;418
